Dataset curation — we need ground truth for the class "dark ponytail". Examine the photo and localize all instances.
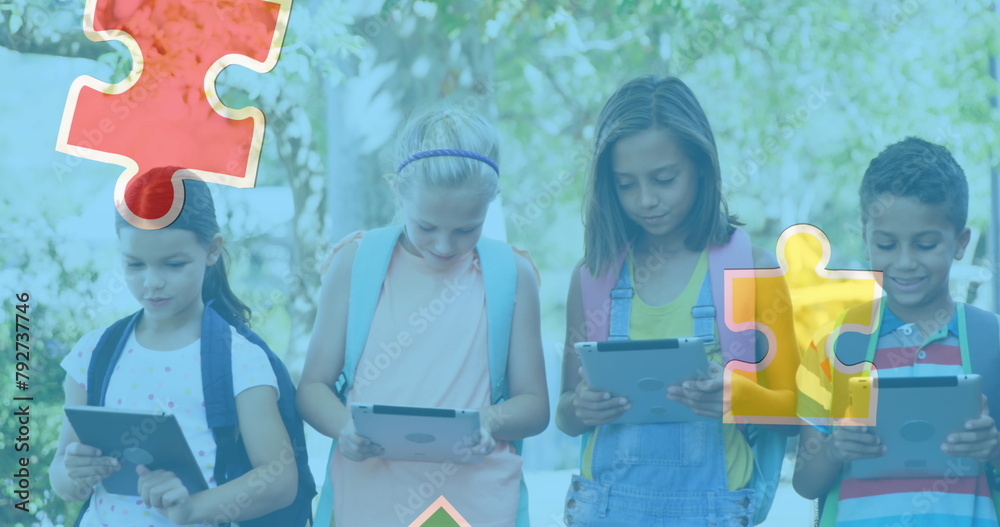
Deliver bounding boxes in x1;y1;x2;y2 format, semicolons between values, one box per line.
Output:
116;167;252;326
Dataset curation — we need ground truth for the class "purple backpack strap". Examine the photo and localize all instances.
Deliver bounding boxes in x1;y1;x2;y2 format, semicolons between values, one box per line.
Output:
579;252;627;342
708;227;756;365
581;228;754;350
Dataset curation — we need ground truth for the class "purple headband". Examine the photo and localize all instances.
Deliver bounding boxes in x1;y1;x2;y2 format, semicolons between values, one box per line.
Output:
396;149;500;176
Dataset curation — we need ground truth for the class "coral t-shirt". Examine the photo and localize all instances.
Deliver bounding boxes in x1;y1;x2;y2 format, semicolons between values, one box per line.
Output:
330;232;528;527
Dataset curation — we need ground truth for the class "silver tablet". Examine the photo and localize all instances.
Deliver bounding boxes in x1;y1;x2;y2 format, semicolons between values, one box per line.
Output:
848;374;982;480
575;338;712;424
350;403;484;464
65;406;208;496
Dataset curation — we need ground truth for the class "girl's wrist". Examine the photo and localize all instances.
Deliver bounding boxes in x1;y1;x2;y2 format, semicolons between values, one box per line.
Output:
187;489;216;524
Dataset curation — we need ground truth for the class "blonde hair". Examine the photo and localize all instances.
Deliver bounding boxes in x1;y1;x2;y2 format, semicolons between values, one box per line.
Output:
392;104;500;202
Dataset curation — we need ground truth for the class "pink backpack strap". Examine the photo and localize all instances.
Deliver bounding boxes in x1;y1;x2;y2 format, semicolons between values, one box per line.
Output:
579;252;627;342
707;227;756;364
581;228;754;351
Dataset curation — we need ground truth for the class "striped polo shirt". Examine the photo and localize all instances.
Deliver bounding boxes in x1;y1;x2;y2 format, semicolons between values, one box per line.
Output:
800;305;999;526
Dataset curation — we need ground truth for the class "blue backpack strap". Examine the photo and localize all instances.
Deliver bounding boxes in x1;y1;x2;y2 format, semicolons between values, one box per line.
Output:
476;236;518;404
202;307;238;431
86;312;141;406
318;226;402;527
608;260;632;342
335;225;403;401
474;237;529;526
233;319;317;527
74;312;140;527
199;306;242;524
202;304;316;527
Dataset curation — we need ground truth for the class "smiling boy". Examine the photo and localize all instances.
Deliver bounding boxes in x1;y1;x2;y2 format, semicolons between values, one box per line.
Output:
793;137;1000;525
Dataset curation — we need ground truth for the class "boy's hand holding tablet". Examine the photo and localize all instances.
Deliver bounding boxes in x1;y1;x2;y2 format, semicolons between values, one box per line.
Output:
841;375;988;479
829;397;1000;469
940;395;1000;463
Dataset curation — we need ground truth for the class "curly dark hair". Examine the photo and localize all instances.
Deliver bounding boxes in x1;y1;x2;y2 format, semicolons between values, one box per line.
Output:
860;137;968;233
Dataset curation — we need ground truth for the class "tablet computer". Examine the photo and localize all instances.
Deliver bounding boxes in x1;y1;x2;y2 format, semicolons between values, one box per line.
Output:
65;406;208;496
350;403;483;464
848;374;982;480
575;338;712;424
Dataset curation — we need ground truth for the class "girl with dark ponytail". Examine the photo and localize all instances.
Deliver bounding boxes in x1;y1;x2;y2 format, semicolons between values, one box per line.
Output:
50;168;300;527
113;167;252;326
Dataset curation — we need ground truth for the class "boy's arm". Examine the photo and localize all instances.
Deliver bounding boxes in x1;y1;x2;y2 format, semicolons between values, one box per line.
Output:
483;252;549;441
793;330;883;500
794;425;843;500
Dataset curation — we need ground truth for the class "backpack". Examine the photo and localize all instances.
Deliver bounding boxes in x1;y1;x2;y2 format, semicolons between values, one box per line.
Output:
75;303;316;527
579;227;788;525
817;301;1000;525
312;225;530;527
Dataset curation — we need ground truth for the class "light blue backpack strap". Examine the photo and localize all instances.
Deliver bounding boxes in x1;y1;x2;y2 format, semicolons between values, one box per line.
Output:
335;225;403;401
476;237;518;405
608;260;632;342
475;238;531;526
316;225;403;527
313;446;336;527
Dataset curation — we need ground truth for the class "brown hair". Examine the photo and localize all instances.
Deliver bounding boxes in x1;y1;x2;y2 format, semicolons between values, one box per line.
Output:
583;76;740;276
115;167;251;326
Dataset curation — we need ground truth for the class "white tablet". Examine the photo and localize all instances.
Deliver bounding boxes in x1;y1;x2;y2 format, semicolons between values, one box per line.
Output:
65;406;208;496
350;403;484;464
848;374;982;480
575;338;712;424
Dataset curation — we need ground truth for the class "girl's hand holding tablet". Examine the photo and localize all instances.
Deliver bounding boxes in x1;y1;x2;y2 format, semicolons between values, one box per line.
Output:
471;418;497;457
63;442;120;496
136;465;194;524
572;367;631;427
338;418;383;462
666;362;724;418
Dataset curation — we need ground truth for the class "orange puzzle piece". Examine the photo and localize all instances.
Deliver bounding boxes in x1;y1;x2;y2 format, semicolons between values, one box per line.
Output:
724;224;883;425
56;0;292;229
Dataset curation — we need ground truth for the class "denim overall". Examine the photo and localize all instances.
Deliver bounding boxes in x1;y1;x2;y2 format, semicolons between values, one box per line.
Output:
564;261;756;527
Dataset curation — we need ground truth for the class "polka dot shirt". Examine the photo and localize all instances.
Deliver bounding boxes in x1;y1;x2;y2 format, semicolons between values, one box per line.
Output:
61;326;279;527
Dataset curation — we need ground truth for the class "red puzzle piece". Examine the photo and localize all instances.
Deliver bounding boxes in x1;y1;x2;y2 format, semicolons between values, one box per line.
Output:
56;0;292;229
